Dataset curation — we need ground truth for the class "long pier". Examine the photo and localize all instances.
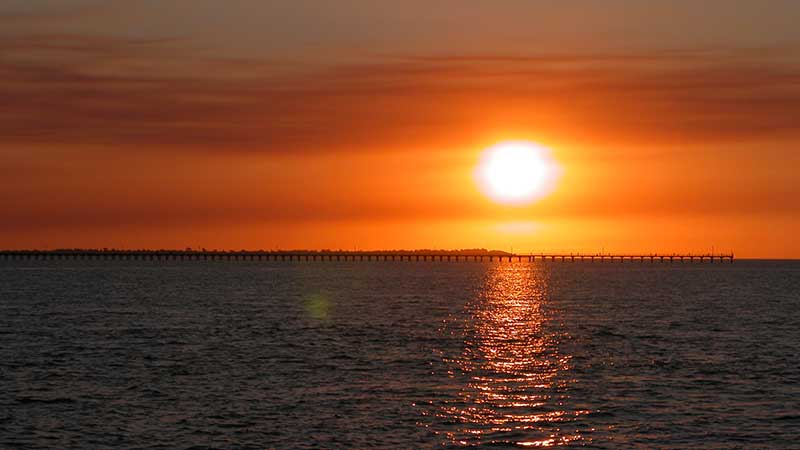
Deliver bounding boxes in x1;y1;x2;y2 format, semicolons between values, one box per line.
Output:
0;250;735;263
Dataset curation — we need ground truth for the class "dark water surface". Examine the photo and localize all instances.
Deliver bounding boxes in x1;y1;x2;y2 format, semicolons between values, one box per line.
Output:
1;260;799;448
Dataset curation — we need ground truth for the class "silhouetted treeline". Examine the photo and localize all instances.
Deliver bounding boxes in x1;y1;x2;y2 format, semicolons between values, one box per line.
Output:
8;248;513;256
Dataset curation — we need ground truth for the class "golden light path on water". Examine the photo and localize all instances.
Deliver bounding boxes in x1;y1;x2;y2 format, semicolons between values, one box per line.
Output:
428;264;590;447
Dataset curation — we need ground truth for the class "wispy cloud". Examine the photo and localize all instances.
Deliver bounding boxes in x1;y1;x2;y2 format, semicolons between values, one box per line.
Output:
1;33;799;152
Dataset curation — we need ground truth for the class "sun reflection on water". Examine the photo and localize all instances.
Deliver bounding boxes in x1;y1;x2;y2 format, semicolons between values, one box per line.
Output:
428;263;588;447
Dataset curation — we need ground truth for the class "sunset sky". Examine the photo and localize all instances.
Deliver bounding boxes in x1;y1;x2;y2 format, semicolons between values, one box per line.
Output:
2;1;799;257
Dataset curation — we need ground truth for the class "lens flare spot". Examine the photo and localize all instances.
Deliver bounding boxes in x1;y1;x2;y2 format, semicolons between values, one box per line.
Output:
304;293;330;321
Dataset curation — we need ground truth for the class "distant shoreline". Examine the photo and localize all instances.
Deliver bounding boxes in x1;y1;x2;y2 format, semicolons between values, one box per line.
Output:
0;248;513;256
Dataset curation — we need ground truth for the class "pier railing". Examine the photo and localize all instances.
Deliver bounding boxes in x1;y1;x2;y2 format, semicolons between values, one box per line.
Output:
0;251;735;263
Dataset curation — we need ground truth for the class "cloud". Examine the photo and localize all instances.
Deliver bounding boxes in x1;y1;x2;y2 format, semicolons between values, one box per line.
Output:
0;33;799;153
0;0;111;21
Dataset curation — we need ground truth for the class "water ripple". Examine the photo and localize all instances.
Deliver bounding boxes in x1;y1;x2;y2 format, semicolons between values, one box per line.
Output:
425;264;590;447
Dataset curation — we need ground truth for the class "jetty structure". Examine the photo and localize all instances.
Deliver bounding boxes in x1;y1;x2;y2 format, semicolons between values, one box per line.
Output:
0;249;735;263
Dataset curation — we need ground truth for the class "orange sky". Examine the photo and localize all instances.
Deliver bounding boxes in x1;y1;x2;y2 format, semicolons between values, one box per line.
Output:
1;1;799;257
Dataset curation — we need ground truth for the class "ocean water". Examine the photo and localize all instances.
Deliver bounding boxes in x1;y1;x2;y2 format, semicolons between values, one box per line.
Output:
1;260;799;449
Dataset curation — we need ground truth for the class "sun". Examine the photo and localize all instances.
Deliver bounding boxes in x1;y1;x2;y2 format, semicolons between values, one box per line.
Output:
476;141;561;205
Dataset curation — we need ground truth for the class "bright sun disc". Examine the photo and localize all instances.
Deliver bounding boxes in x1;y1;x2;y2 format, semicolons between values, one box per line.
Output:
476;141;560;205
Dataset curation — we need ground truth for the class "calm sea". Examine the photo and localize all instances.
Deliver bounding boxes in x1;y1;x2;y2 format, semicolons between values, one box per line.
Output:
1;260;799;448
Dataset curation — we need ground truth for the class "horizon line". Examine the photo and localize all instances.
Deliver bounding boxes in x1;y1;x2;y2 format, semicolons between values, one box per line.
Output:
0;248;739;257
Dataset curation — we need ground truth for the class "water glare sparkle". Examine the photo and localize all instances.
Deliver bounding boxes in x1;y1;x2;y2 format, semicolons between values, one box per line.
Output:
426;263;589;447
